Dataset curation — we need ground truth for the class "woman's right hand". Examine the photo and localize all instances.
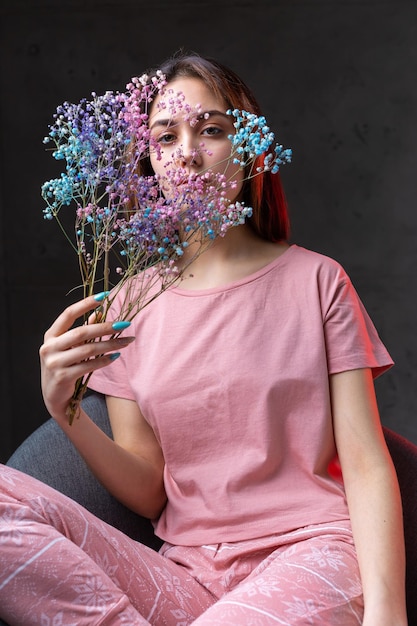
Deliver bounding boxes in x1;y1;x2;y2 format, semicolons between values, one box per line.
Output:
39;294;134;423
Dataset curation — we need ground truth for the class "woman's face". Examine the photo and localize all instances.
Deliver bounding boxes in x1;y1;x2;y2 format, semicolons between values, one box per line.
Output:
148;77;243;202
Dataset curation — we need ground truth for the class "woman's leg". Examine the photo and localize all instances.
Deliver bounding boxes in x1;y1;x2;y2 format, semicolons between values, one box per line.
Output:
0;465;214;626
190;525;364;625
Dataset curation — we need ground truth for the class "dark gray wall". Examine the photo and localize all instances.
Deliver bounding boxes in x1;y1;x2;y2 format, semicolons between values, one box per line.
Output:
1;0;416;463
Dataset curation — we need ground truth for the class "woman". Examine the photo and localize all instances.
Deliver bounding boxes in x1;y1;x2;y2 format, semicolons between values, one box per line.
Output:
0;53;407;625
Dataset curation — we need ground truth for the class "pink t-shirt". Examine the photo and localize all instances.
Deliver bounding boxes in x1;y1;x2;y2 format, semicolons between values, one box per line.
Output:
88;245;393;545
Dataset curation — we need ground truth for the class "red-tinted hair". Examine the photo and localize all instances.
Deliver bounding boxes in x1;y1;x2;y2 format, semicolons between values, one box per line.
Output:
142;51;290;242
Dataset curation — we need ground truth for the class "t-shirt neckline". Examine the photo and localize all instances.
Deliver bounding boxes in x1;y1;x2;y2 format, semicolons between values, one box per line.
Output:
170;244;297;297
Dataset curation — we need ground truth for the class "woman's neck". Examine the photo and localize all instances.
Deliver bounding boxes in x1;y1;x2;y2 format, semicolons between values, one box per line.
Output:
177;224;289;290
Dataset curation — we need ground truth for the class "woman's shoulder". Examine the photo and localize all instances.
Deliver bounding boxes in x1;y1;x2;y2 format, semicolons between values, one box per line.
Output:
289;244;349;278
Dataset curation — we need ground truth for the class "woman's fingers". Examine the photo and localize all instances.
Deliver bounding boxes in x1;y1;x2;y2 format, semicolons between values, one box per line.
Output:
46;319;129;353
41;293;136;372
44;293;111;341
39;293;135;420
43;346;128;391
41;335;134;371
43;294;134;354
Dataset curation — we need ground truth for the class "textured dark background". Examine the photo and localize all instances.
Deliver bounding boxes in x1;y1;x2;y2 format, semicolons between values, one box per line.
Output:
1;0;416;463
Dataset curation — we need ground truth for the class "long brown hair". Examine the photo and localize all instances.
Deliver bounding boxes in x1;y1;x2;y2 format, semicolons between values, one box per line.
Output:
141;52;290;242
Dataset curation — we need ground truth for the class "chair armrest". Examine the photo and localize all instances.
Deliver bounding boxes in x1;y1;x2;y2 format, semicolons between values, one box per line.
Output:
383;426;417;624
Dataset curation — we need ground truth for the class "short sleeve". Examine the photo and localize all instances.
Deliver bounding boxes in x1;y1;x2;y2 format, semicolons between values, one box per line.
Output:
321;265;393;379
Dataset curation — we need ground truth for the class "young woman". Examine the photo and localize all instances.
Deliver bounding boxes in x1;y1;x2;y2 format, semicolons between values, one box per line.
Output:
0;53;407;625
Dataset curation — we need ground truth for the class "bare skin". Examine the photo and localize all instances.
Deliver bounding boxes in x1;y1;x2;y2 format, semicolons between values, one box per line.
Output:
331;368;407;626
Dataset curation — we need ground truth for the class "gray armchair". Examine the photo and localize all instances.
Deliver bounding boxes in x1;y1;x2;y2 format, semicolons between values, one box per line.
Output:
1;392;416;625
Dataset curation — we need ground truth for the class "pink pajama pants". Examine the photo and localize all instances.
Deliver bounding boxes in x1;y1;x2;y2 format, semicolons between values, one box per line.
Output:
0;465;364;625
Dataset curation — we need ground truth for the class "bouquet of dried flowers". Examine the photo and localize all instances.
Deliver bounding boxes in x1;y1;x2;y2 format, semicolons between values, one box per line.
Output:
41;72;292;422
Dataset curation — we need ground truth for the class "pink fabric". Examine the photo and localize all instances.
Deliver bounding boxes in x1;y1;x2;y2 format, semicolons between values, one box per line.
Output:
89;245;393;545
0;465;364;625
0;466;212;625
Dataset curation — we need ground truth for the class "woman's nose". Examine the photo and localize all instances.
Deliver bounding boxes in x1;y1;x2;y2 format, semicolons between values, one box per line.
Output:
175;139;202;168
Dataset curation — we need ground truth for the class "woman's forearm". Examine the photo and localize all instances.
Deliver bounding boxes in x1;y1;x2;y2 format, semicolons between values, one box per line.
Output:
57;407;166;519
344;455;407;625
330;368;407;625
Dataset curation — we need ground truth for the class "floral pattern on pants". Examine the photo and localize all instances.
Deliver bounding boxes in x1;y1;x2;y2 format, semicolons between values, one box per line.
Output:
0;465;363;625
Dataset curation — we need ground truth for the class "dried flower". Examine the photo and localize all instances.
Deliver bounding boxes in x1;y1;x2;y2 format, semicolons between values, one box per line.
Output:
41;73;291;423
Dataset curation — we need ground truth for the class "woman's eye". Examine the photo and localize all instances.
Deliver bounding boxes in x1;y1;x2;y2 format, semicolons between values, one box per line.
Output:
202;126;222;137
157;133;176;144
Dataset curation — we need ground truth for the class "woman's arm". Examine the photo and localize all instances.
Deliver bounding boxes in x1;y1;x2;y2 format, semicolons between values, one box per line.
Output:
39;295;166;519
331;368;407;626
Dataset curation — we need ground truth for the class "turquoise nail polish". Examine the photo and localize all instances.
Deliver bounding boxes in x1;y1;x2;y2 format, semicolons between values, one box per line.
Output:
109;352;121;361
112;320;131;331
94;291;110;302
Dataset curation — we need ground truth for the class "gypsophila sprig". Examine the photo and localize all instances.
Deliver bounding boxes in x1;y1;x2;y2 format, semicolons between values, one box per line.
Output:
227;109;292;174
41;75;292;423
